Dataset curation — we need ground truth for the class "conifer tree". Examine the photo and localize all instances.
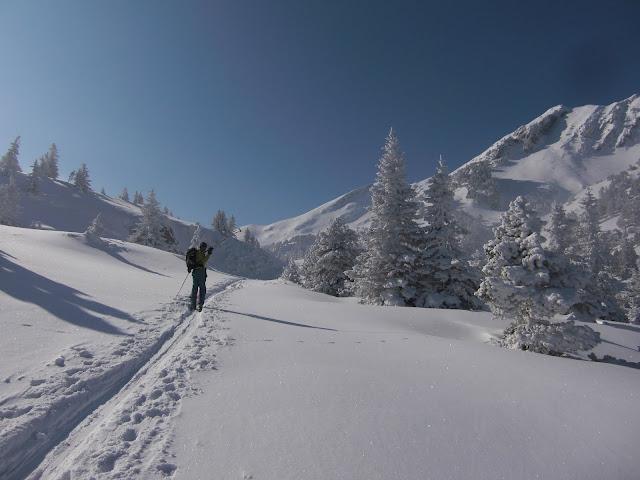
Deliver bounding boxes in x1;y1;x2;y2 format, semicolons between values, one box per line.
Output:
0;175;20;225
348;129;425;305
243;228;260;248
0;137;22;176
301;218;360;296
85;213;105;241
190;223;202;248
228;215;237;236
578;189;604;275
281;258;301;284
130;190;165;248
73;163;91;193
417;158;482;309
547;203;577;255
133;191;144;205
120;187;130;202
212;209;229;236
478;196;598;354
627;266;640;324
42;143;59;178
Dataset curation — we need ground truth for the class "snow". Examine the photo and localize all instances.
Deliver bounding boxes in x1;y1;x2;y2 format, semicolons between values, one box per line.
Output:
0;225;237;478
171;281;640;480
0;174;284;279
2;227;640;479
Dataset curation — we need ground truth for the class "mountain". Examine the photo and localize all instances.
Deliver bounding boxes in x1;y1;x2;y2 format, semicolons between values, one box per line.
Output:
0;174;284;279
245;94;640;258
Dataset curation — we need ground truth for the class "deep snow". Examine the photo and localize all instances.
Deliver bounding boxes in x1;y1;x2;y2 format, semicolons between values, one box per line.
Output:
2;226;640;480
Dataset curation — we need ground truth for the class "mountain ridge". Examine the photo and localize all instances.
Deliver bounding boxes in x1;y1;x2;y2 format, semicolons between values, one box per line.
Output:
245;94;640;257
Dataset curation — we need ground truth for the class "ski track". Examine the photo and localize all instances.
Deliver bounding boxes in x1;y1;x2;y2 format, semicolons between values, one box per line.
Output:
0;277;242;480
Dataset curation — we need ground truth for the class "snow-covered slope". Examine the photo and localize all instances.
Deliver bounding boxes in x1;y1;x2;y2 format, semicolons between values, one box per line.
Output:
1;174;284;278
0;225;239;479
3;227;639;479
247;94;640;255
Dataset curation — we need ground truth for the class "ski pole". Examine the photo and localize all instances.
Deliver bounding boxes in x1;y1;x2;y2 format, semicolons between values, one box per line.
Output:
175;272;189;299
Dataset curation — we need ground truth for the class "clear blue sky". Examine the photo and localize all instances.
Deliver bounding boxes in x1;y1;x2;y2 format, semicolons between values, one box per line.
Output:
1;0;639;225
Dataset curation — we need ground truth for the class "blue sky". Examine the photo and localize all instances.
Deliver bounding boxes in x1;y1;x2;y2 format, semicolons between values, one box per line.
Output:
1;0;639;225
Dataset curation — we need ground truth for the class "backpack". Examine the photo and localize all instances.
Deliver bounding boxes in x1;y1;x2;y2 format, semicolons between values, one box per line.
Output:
186;247;198;272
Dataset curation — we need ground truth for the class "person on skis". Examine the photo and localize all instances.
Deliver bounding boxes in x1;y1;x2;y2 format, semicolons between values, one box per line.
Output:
187;241;213;311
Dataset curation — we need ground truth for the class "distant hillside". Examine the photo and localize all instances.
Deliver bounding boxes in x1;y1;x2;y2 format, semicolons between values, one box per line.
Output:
245;94;640;258
0;174;284;279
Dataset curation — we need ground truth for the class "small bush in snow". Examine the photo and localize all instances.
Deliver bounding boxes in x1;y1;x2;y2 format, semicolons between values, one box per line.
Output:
500;319;600;356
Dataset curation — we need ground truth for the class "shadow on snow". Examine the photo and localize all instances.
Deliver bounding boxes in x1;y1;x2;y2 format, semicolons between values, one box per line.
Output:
0;250;138;335
219;308;338;332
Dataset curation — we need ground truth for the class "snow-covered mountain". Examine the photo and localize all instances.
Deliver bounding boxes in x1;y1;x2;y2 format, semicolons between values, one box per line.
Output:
1;174;284;279
246;94;640;257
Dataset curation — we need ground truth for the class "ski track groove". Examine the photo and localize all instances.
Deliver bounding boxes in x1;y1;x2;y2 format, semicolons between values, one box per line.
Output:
1;277;241;480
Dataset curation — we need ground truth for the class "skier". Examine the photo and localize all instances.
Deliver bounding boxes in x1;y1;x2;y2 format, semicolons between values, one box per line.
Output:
186;241;213;311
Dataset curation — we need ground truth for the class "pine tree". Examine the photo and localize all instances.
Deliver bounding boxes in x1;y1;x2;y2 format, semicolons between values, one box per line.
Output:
612;228;638;279
348;129;425;306
190;223;202;248
0;137;22;176
27;159;43;194
417;158;482;310
85;213;105;244
130;190;165;248
0;175;20;225
627;266;640;324
243;228;260;248
41;143;59;179
133;191;144;205
281;258;301;284
100;187;106;196
228;215;237;237
212;209;229;236
301;218;361;296
578;189;604;275
547;203;577;255
478;196;564;325
73;163;91;192
120;187;130;202
478;196;598;354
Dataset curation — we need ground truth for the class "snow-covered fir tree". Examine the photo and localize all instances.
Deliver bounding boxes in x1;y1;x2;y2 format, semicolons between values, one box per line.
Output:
626;266;640;324
243;228;260;248
281;258;301;284
190;223;202;248
133;191;144;205
73;163;91;193
578;189;604;275
460;161;499;208
611;228;638;280
301;218;361;296
41;143;59;179
348;129;425;306
417;158;482;310
120;187;130;202
84;213;106;247
228;215;237;236
477;196;599;354
546;203;577;255
0;137;22;176
212;209;234;236
129;190;176;250
0;175;20;225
